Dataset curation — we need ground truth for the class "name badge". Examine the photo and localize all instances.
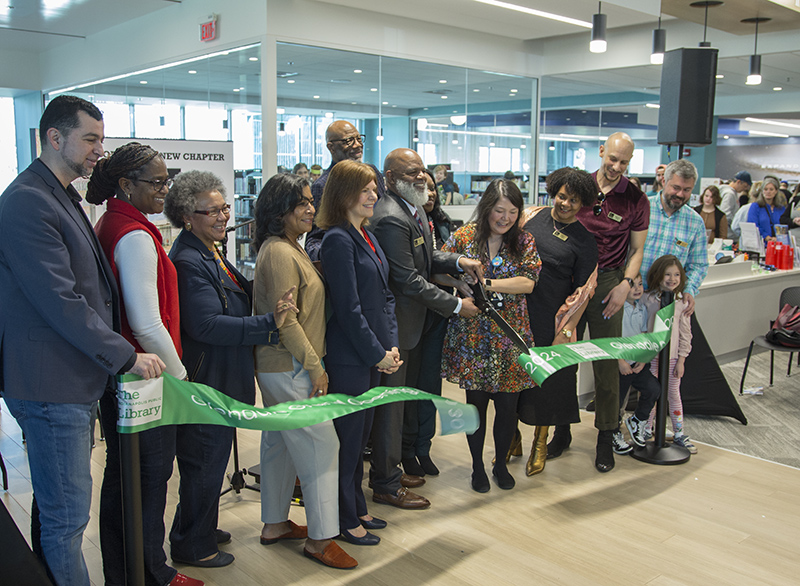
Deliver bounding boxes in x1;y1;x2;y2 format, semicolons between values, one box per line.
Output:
414;236;425;247
675;238;689;248
607;211;623;223
553;229;568;241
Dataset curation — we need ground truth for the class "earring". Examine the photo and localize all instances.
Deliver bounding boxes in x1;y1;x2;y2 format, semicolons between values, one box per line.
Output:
185;222;192;231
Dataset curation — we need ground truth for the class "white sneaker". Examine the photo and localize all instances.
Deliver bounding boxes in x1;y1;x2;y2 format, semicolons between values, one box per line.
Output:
673;434;697;454
612;431;633;455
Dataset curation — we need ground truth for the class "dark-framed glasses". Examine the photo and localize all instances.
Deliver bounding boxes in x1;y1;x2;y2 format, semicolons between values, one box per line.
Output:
593;192;606;216
330;134;366;148
193;204;232;217
136;178;173;192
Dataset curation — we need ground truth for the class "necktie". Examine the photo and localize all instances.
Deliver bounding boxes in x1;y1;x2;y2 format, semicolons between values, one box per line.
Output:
413;210;426;234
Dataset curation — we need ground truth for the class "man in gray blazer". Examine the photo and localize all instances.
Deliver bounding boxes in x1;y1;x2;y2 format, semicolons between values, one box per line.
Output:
0;95;164;585
369;148;481;509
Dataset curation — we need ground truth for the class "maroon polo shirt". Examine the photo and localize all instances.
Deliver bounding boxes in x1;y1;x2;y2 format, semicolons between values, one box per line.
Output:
576;172;649;270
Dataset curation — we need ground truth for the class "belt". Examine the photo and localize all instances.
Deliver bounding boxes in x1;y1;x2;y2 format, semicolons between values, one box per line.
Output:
598;266;624;274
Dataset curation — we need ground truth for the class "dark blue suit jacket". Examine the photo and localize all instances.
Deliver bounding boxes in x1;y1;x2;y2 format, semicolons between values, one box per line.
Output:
0;159;135;403
321;224;398;368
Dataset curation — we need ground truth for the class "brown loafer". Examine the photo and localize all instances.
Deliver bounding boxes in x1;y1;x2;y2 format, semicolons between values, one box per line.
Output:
260;520;308;545
303;541;358;569
400;473;425;488
372;487;430;510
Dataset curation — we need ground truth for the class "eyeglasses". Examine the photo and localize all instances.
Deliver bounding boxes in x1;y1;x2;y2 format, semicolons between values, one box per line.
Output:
330;134;366;148
193;204;231;217
136;178;173;192
593;192;606;216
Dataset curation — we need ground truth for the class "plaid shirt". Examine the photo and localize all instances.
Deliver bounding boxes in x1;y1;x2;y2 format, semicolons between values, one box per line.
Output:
641;194;708;297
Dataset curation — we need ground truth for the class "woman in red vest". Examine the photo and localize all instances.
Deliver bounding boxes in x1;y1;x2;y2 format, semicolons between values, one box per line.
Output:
88;143;201;586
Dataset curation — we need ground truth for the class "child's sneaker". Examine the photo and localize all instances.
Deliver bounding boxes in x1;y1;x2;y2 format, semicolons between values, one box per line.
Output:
612;431;633;455
625;415;647;448
673;434;697;454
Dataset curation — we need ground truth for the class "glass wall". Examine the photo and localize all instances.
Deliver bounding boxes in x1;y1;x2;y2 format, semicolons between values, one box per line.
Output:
0;97;18;193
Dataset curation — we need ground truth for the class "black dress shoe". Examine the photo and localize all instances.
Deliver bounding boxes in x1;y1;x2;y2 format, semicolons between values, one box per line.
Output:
215;529;231;544
402;457;426;477
360;517;387;530
172;551;234;568
471;469;490;493
417;455;440;476
585;399;596;412
492;465;515;490
595;430;615;473
339;528;380;546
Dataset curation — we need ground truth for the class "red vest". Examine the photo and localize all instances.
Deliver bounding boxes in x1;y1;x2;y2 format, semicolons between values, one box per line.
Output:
95;198;182;357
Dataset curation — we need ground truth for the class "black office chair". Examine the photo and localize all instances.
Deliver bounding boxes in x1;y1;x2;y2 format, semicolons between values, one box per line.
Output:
740;286;800;394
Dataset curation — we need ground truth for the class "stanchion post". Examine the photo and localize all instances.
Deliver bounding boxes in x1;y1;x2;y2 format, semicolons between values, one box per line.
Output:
117;376;146;586
630;291;690;465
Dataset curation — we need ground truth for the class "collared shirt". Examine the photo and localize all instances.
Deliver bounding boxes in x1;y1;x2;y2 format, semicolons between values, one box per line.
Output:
641;194;708;297
576;173;649;270
622;299;649;365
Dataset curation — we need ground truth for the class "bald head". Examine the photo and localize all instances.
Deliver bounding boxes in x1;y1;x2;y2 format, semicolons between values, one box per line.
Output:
326;120;364;163
384;148;428;206
598;132;635;188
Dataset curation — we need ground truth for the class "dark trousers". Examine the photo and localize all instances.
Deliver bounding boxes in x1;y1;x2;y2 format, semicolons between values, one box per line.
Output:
576;269;624;431
619;367;661;423
169;423;234;562
99;391;177;586
370;344;422;494
402;315;448;459
329;364;379;531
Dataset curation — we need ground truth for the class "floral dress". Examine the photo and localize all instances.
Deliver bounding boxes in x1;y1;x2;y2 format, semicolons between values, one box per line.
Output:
441;223;541;393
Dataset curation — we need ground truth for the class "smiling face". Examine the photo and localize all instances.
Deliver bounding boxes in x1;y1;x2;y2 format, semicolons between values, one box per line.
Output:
124;157;169;215
626;275;644;303
423;174;436;213
388;150;428;207
56;110;105;180
661;173;695;213
488;195;520;237
660;263;682;293
598;135;634;185
188;189;229;248
283;185;315;240
347;180;378;227
327;121;363;163
552;185;582;224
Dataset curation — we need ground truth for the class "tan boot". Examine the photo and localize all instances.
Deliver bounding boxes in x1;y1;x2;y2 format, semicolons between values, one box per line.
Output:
526;426;549;476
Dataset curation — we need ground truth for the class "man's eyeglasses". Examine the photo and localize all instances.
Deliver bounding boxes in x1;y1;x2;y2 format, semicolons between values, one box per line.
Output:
593;192;606;216
330;134;366;148
136;178;174;192
193;204;232;217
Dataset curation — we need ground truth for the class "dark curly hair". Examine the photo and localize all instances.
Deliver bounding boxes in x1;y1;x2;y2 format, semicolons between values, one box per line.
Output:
472;179;525;260
253;173;309;251
546;167;598;207
86;142;160;205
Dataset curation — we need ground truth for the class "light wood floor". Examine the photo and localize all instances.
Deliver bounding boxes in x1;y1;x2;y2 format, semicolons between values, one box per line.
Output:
2;381;799;586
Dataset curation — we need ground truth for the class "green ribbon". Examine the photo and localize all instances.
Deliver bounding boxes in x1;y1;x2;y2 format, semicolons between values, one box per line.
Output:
518;302;675;386
116;373;478;436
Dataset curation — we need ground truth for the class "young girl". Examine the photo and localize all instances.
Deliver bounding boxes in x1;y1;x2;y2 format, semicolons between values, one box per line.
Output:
643;255;696;453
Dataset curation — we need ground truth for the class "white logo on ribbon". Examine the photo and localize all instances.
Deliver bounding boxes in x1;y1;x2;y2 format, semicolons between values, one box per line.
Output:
117;378;164;427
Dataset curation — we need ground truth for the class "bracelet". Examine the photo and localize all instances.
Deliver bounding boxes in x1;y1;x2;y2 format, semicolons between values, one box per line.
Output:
622;277;634;288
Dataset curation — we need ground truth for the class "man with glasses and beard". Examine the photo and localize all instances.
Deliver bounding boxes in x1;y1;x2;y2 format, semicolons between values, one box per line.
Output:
550;132;649;474
368;148;482;509
305;120;386;260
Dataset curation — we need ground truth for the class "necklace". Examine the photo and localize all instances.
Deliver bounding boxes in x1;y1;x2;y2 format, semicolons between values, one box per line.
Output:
551;213;569;242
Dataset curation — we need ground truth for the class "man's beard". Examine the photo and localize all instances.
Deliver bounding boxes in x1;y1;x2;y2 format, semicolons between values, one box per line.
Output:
395;179;428;207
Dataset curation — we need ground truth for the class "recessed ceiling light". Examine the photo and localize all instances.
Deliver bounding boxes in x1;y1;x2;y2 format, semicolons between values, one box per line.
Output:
723;135;730;139
473;0;591;27
325;112;333;118
382;101;388;105
313;95;320;99
239;87;244;90
473;89;480;92
287;79;295;84
773;87;783;91
645;103;660;109
233;88;240;92
276;108;285;114
439;79;447;84
510;89;518;93
716;74;724;79
370;88;378;92
249;57;258;62
139;80;147;84
188;70;197;74
452;139;458;144
351;101;357;105
520;144;527;149
489;142;496;146
354;69;362;73
441;96;448;99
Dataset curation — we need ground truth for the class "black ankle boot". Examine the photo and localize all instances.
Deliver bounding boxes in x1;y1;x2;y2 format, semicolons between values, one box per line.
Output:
595;430;615;473
547;424;572;459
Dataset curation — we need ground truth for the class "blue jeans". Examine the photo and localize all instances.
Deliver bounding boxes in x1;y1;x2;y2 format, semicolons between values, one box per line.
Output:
5;397;94;586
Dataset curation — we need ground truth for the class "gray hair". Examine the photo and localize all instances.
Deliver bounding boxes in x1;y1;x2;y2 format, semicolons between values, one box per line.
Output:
756;176;786;208
164;170;227;228
663;159;698;186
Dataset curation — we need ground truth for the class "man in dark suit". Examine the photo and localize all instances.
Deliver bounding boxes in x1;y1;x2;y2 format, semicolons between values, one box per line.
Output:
369;148;482;509
0;95;165;585
305;120;386;260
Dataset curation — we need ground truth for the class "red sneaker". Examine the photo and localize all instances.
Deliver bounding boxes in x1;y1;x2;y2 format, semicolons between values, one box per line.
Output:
170;573;204;586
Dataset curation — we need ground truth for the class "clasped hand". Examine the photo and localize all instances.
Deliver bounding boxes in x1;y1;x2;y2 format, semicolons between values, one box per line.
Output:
377;347;403;374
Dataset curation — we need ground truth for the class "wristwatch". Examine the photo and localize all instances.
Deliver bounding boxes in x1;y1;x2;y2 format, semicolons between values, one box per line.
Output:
485;279;492;288
623;277;634;288
560;328;573;338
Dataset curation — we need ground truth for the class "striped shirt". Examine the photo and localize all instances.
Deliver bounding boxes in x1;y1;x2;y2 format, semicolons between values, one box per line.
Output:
641;194;708;297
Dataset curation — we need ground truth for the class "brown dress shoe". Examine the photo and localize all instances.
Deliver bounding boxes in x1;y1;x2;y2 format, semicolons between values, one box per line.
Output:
372;487;431;509
400;473;426;488
303;541;358;569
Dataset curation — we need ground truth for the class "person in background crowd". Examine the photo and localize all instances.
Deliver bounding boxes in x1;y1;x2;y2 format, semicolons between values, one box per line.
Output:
646;164;666;196
434;164;455;205
439;179;541;492
88;142;199;586
293;162;310;180
629;176;643;191
163;170;295;571
252;173;357;570
694;185;728;243
0;95;165;586
747;176;786;242
310;164;323;183
780;183;800;240
718;170;752;227
317;159;402;547
517;167;597;476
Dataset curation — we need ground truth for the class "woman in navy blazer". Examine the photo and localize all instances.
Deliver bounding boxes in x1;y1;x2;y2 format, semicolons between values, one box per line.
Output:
318;160;403;546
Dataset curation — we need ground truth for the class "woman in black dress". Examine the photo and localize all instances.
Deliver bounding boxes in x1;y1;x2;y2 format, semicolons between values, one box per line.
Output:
518;167;598;476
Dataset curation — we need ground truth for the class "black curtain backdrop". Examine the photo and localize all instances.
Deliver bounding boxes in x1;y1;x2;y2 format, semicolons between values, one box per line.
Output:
680;313;748;425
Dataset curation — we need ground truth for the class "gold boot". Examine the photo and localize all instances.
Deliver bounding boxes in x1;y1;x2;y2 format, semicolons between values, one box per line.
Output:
526;426;549;476
493;427;523;465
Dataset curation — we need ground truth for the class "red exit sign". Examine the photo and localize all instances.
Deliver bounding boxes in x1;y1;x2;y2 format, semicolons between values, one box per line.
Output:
200;15;217;42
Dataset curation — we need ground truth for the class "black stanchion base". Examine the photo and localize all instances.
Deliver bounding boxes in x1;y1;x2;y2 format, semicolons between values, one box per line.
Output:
630;443;691;465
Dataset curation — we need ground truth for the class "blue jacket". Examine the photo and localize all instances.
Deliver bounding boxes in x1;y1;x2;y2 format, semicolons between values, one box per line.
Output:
321;224;398;367
169;230;278;404
748;203;786;240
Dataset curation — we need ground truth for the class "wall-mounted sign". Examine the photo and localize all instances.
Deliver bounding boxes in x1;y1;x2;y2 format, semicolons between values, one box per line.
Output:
200;14;217;42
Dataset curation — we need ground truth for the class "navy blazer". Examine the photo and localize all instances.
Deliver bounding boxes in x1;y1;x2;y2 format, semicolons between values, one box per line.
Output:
321;224;398;367
0;159;135;403
370;190;461;349
169;230;278;404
